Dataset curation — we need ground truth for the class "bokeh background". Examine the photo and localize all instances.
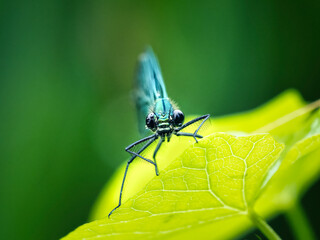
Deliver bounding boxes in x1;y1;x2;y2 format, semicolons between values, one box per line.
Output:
1;1;319;239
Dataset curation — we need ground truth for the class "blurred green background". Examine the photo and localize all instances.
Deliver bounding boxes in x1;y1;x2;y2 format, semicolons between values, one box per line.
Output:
1;1;319;239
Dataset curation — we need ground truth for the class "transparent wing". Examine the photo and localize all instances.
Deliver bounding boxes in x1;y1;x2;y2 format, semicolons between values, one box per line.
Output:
134;47;168;136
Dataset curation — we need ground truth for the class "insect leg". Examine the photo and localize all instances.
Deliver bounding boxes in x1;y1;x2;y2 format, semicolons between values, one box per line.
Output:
125;134;157;166
152;137;163;176
177;114;210;143
108;135;156;218
175;132;203;139
108;160;131;218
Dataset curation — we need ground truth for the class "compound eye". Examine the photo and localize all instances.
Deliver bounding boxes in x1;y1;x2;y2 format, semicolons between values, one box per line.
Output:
146;113;157;131
173;110;184;127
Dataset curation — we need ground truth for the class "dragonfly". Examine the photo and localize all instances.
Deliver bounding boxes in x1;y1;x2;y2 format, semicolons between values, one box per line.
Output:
108;47;210;217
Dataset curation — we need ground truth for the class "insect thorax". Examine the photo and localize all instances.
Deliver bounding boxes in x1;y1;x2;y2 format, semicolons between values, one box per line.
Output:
153;98;174;119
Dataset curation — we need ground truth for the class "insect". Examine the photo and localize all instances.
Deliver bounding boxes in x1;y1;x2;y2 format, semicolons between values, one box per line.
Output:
108;47;210;217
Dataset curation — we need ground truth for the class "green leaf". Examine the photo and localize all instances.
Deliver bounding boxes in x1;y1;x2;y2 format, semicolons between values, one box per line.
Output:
255;111;320;215
89;89;306;221
62;90;320;240
210;89;305;133
63;133;284;240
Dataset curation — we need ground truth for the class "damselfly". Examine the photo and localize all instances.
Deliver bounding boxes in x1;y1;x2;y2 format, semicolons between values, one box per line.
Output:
108;47;210;217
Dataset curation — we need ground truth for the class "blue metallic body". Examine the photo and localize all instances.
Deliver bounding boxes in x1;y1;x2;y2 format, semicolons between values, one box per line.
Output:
134;47;172;136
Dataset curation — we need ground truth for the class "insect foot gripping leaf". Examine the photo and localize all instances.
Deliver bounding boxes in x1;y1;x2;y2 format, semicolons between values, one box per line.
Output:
62;133;284;240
